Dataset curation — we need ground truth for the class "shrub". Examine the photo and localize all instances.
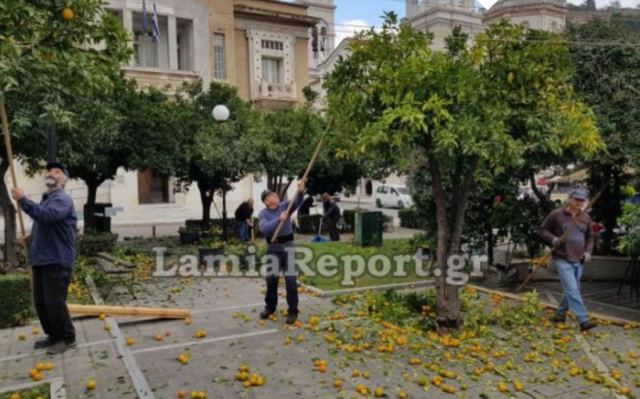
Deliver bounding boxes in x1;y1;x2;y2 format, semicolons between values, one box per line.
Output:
77;232;118;257
342;208;360;232
297;215;322;234
0;273;33;328
399;207;421;229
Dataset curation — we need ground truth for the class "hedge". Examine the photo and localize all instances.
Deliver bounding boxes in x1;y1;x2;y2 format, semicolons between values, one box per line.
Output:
297;215;323;234
0;273;33;328
77;232;119;256
399;207;421;229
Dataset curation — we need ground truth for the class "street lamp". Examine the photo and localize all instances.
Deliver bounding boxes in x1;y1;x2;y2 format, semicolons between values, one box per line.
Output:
212;104;230;122
212;104;230;242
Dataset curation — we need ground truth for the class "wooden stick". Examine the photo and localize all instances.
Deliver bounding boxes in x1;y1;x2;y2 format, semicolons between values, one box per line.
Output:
270;118;333;243
517;183;609;292
0;100;26;237
68;304;191;319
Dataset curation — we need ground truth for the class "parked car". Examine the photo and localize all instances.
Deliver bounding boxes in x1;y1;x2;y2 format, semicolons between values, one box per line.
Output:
374;185;413;209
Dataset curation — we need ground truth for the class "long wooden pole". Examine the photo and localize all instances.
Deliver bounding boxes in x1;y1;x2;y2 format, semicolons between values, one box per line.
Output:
0;100;26;238
68;304;191;319
517;183;609;292
270;118;333;243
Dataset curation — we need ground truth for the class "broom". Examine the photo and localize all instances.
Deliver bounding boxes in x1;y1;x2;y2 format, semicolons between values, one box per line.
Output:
516;182;609;292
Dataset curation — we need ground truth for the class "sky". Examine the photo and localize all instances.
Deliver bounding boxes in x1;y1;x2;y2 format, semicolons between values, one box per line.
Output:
334;0;640;44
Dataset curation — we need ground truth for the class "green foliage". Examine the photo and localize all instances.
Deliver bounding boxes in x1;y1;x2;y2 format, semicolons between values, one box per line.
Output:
306;158;364;197
174;81;260;225
617;203;640;256
1;0;130;123
0;273;33;328
77;232;118;257
325;15;600;325
297;214;323;234
0;383;50;399
256;107;325;194
490;291;542;328
398;207;421;229
567;19;640;253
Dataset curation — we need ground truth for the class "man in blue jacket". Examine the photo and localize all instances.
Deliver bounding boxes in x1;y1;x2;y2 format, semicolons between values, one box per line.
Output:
11;161;78;354
258;179;305;324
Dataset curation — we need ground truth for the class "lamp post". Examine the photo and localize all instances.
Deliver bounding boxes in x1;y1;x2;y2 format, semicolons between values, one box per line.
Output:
212;105;230;241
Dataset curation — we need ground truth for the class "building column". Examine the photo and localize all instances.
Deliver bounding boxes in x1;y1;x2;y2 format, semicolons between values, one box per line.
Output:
168;15;178;70
123;9;135;66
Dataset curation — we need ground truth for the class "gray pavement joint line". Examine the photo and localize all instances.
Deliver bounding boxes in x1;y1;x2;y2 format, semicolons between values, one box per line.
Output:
0;338;116;364
547;291;626;399
50;377;66;399
86;275;156;399
131;328;279;355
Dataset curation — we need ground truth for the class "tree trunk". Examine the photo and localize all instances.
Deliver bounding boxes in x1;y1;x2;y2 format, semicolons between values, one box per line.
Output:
430;156;478;333
429;159;460;333
221;187;228;242
198;181;213;229
487;220;494;266
83;181;99;234
0;163;18;267
590;164;621;255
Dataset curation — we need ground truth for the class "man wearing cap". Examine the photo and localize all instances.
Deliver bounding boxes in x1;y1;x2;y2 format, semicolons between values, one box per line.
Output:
539;187;596;332
10;162;78;354
258;179;305;324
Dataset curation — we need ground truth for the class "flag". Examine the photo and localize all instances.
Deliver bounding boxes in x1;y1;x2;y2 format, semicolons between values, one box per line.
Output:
142;0;148;35
152;4;160;43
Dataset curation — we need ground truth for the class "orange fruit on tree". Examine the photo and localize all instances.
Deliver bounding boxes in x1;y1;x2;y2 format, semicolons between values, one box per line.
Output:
62;8;75;21
176;389;187;398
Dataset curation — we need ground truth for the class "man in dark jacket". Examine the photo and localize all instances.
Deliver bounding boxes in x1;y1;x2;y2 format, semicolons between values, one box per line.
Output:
322;193;341;241
258;180;305;324
234;199;254;242
539;187;596;332
11;161;78;354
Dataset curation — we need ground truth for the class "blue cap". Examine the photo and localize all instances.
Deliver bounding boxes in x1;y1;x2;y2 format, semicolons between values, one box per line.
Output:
46;161;69;177
569;187;589;200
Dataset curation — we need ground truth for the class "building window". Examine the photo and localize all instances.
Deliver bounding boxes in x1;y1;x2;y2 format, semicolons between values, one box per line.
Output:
133;31;158;68
214;33;226;80
177;18;194;71
132;11;168;68
261;57;282;84
261;39;284;51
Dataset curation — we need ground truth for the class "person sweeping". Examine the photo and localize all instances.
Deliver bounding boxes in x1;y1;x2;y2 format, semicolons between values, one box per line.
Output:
10;162;78;354
258;179;305;325
539;187;596;332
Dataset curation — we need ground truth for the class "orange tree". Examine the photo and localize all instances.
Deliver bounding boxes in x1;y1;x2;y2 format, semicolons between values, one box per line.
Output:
324;15;602;331
0;0;129;264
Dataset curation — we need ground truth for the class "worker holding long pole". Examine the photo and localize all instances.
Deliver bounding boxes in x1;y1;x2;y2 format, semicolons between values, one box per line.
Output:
257;178;307;325
10;161;78;354
538;187;597;332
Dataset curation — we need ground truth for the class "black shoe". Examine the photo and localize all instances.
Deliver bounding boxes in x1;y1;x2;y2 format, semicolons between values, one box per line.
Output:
46;340;77;355
285;312;298;325
550;314;566;323
580;320;597;332
259;309;275;320
34;336;54;349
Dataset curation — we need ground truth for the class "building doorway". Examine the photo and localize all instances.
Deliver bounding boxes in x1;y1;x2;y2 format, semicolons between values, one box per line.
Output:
138;170;170;204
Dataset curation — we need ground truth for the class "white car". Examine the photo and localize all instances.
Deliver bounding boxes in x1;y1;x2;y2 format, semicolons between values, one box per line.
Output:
374;185;413;209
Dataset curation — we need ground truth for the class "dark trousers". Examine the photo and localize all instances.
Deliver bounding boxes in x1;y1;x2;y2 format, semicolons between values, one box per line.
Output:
32;265;75;343
264;247;299;315
327;217;340;241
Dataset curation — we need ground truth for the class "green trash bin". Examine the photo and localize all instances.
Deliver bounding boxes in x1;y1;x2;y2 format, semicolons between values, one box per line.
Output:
355;211;383;247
